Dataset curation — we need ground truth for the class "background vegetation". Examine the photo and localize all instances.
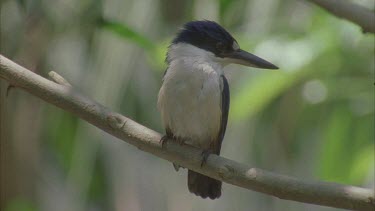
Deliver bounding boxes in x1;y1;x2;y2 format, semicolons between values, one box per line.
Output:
1;0;374;210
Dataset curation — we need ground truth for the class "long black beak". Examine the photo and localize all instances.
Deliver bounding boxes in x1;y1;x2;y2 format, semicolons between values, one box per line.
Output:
223;49;278;69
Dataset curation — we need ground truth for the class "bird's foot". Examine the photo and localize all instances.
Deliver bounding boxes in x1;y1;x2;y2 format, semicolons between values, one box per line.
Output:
200;150;212;167
177;138;185;145
160;134;186;148
159;134;171;148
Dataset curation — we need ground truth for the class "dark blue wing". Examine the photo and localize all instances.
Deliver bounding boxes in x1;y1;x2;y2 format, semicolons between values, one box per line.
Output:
215;75;230;154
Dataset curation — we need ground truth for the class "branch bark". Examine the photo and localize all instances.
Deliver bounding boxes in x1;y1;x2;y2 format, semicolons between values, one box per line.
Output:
307;0;375;33
0;54;374;210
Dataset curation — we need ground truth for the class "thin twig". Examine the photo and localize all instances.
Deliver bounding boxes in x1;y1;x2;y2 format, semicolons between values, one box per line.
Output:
308;0;375;33
0;54;374;210
48;71;72;87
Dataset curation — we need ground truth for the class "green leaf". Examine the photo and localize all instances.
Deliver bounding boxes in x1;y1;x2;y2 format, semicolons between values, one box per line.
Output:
44;109;78;171
219;0;236;16
5;198;38;211
317;108;374;184
348;147;374;183
148;41;168;70
317;107;352;183
230;70;308;120
97;17;155;51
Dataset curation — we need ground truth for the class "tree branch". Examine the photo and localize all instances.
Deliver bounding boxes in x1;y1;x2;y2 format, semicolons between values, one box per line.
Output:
48;71;72;87
0;54;374;210
307;0;375;33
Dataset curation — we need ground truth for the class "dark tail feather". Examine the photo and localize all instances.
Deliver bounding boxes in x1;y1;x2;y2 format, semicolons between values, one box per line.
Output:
188;170;222;199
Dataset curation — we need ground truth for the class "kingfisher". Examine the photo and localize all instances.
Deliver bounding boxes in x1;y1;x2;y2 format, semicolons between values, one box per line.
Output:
157;20;278;199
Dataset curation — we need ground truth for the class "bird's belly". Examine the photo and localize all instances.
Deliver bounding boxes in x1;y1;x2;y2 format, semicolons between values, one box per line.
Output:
158;72;222;149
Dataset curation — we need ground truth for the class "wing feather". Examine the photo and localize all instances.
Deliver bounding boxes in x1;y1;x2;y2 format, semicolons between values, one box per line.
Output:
215;75;230;154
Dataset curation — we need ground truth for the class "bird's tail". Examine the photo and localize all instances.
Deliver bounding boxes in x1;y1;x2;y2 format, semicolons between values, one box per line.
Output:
188;170;222;199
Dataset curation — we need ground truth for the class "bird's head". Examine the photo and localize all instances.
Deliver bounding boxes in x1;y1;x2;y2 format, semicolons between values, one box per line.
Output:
167;20;278;69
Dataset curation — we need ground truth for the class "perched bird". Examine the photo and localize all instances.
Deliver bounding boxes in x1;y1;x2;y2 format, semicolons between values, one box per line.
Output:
157;20;278;199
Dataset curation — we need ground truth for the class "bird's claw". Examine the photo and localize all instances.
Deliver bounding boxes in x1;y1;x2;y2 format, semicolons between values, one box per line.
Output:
200;150;212;167
159;135;170;148
177;138;185;145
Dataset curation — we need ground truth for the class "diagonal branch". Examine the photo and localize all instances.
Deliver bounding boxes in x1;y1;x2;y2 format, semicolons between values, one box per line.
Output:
0;54;374;210
48;71;72;87
307;0;375;33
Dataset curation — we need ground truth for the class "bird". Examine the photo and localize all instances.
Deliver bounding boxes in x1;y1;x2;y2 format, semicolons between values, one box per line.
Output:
157;20;278;200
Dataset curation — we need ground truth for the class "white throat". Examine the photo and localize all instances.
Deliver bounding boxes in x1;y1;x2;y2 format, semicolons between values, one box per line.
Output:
167;43;225;75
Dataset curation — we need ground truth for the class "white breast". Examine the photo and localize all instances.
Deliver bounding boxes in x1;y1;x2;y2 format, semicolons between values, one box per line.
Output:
158;44;223;149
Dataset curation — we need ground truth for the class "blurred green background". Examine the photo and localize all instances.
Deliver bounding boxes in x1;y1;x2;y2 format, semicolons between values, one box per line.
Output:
1;0;374;210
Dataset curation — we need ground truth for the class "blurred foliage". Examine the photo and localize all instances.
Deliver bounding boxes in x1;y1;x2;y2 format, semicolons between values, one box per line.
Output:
98;17;155;51
5;199;38;211
1;0;374;210
44;110;78;171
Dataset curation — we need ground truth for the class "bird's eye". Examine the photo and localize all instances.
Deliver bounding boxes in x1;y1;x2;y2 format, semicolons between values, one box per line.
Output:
216;42;225;51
